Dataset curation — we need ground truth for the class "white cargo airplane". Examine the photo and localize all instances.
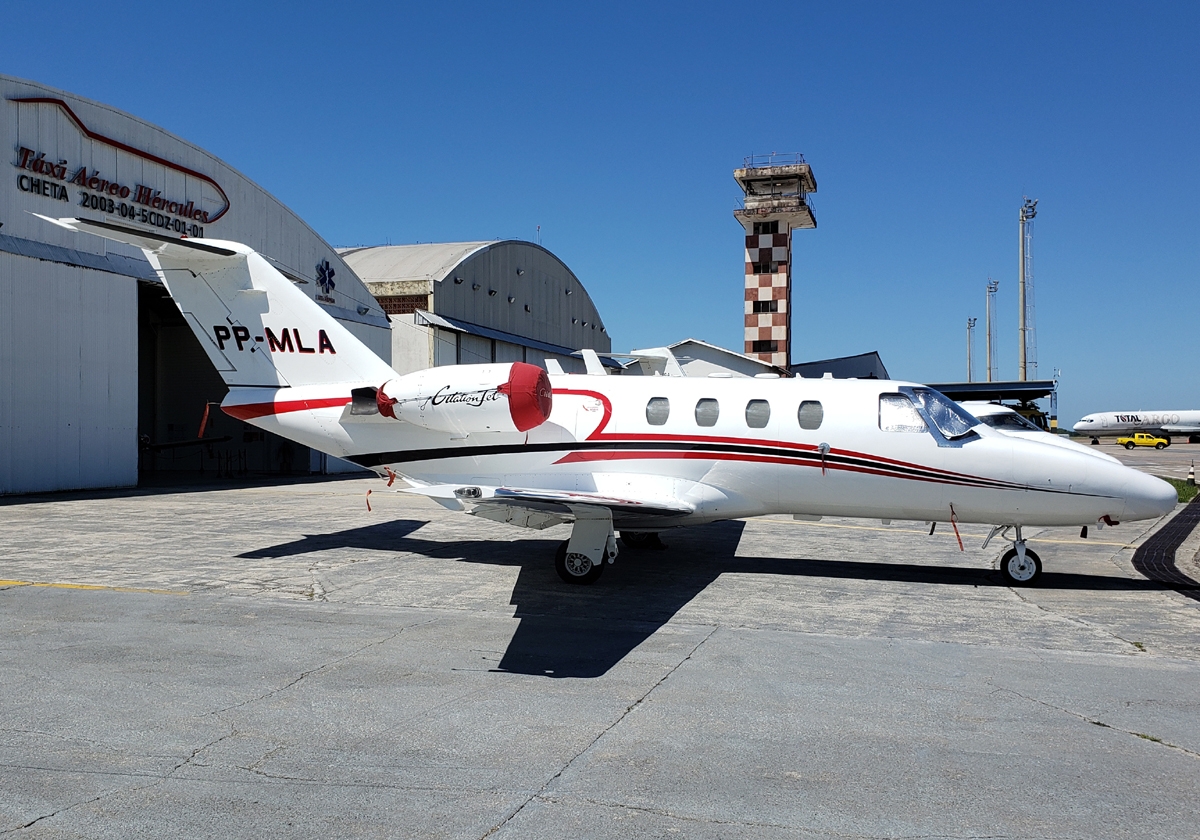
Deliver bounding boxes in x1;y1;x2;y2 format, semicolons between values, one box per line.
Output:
42;215;1178;587
1073;411;1200;445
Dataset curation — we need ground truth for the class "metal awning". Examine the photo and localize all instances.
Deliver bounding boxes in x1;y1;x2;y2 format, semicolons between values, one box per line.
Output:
414;310;621;368
926;380;1056;402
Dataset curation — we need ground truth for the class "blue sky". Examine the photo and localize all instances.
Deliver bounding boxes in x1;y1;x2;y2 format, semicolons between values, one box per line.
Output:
8;1;1197;424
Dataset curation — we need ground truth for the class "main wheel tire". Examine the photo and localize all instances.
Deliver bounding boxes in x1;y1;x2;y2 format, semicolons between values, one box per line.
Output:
620;531;667;550
1000;547;1042;586
620;531;654;550
1125;441;1136;450
554;540;604;585
1155;442;1166;450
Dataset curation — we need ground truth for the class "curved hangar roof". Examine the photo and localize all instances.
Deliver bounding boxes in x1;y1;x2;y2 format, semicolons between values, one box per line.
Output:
0;73;389;339
339;240;611;354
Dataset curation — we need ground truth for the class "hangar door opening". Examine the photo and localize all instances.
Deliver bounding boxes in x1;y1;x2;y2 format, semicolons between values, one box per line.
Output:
137;282;312;480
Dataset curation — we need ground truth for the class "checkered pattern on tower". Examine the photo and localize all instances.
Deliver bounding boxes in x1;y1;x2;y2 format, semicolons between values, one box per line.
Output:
743;231;790;367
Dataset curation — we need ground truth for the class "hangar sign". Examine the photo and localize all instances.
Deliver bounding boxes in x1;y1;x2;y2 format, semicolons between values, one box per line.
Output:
9;96;230;237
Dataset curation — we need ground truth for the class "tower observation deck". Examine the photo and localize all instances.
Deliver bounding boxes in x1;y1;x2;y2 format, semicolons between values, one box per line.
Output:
733;153;817;367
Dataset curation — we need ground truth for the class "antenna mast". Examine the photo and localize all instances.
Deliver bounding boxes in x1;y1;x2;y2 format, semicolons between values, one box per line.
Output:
1018;197;1038;380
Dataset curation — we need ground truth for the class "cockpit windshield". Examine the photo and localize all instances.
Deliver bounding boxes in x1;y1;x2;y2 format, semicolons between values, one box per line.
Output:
979;412;1042;432
910;388;980;440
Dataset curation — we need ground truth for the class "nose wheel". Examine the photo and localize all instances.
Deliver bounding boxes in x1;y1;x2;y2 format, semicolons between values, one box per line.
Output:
984;525;1043;586
999;545;1042;585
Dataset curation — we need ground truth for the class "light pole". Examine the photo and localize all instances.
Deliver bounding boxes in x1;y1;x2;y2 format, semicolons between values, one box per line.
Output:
986;279;999;382
967;317;977;382
1018;197;1038;380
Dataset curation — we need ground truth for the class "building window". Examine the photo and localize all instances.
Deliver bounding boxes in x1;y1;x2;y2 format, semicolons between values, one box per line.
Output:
646;397;670;426
753;221;779;235
797;401;824;430
879;394;927;433
752;261;778;275
376;294;429;315
695;398;720;427
751;300;778;313
745;400;771;429
751;340;778;354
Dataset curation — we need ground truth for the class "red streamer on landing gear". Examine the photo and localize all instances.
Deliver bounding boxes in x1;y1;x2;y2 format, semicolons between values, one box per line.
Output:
949;504;964;551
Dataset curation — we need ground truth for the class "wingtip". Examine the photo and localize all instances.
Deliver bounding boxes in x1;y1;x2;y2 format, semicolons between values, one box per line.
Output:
29;212;83;232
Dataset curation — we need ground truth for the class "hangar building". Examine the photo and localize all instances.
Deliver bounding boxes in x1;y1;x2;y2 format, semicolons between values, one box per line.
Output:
340;242;611;375
1;76;615;496
0;75;390;494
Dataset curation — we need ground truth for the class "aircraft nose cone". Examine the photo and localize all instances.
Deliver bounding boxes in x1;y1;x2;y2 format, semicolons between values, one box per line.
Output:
1121;471;1178;521
1072;420;1088;432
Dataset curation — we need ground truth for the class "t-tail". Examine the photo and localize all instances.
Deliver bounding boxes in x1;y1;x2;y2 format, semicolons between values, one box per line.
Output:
38;216;554;462
38;216;396;389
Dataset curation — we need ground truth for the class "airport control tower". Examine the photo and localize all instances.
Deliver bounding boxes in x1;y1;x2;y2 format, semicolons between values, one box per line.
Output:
733;154;817;367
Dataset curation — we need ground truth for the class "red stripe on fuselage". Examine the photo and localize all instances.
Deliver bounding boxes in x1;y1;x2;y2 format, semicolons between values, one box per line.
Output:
554;449;1010;489
223;396;350;420
551;388;979;483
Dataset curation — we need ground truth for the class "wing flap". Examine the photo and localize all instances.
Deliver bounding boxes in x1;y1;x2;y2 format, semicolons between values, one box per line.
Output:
398;483;695;520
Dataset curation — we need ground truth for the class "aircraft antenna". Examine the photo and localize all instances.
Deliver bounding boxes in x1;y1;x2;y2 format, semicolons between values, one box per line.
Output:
1018;197;1038;380
986;278;999;382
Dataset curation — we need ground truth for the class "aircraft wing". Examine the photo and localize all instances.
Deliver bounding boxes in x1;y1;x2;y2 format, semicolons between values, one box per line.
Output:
1161;424;1200;435
400;483;695;530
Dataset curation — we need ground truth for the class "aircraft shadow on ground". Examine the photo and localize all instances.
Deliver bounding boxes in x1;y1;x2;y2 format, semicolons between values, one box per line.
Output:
239;517;1197;679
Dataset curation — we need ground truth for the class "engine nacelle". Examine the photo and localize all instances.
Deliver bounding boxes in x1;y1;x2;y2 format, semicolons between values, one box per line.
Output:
376;362;553;433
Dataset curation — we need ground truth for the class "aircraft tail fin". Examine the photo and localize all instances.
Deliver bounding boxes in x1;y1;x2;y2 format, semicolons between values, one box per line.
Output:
38;216;395;389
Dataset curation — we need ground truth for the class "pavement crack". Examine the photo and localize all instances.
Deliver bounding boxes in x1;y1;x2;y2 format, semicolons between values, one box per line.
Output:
1002;573;1147;654
201;623;426;717
0;726;236;835
477;625;718;839
994;687;1200;760
0;791;113;836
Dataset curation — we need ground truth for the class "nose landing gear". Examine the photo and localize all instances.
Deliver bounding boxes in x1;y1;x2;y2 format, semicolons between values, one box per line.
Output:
983;525;1043;586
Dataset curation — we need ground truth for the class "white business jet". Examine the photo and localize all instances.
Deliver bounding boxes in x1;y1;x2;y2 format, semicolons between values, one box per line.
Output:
1073;411;1200;445
43;216;1177;587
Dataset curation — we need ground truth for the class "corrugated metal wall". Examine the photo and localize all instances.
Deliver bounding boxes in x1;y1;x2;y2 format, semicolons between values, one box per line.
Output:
0;253;137;493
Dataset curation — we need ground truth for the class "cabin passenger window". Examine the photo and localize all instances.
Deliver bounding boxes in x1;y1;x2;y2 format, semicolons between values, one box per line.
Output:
646;397;670;426
745;400;771;428
695;398;720;427
797;401;824;430
879;394;927;433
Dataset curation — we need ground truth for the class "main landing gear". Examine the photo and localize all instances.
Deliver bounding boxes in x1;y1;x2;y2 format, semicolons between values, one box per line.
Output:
554;507;619;585
983;525;1043;586
555;539;607;584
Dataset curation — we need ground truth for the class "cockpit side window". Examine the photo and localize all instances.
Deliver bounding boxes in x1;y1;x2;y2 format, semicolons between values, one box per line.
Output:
980;412;1041;432
879;394;927;432
910;388;980;439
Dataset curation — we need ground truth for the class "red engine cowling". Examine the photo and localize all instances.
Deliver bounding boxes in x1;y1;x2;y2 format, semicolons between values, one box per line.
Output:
376;362;553;433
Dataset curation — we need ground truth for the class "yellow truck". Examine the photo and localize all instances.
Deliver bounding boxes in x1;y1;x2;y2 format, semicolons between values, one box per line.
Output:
1116;432;1170;450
